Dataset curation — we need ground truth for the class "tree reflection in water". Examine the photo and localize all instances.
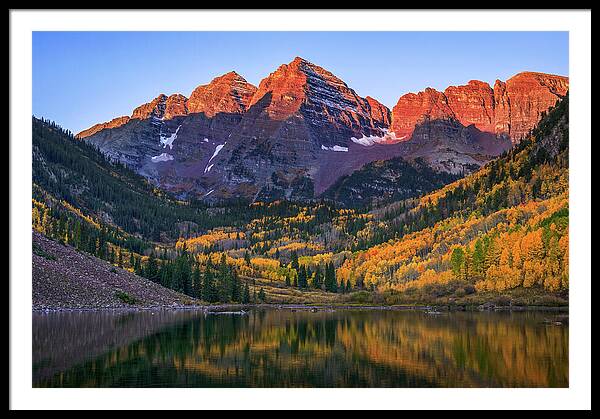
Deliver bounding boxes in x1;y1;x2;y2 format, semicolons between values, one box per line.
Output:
33;309;568;388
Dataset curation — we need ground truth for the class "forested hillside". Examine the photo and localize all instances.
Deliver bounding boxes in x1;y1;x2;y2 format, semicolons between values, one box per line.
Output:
336;96;569;304
32;95;569;306
323;157;461;208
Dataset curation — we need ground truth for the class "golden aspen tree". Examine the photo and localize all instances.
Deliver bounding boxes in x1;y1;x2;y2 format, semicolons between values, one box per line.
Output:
559;233;569;289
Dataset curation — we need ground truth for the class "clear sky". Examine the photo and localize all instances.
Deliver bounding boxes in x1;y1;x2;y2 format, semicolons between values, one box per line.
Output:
33;31;568;134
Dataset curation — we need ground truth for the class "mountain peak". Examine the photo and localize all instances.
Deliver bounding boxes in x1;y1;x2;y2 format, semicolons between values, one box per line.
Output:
164;94;189;120
391;88;454;139
509;70;567;80
131;94;168;120
213;70;247;83
290;56;310;65
467;79;492;88
187;71;257;117
76;115;130;139
505;71;569;97
247;56;381;128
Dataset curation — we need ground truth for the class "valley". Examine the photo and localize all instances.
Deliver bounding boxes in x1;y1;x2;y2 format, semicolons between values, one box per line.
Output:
32;91;569;309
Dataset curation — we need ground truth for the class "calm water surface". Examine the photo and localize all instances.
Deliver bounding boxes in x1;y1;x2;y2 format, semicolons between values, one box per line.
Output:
32;309;568;387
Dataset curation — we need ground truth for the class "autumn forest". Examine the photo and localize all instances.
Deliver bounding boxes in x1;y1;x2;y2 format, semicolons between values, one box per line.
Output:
31;94;569;308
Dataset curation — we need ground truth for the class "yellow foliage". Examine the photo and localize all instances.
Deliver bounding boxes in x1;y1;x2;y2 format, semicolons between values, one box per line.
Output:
338;195;569;294
179;230;245;251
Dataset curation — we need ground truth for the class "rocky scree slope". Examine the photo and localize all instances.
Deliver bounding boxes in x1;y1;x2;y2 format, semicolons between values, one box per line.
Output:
33;231;198;309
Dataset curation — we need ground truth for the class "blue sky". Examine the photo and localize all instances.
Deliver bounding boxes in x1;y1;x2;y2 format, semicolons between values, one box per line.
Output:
33;31;568;134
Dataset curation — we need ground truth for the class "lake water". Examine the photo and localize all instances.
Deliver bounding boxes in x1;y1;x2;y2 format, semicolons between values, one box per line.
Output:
32;308;568;387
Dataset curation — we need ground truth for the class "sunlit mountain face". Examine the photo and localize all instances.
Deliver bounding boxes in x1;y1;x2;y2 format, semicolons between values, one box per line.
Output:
76;58;567;204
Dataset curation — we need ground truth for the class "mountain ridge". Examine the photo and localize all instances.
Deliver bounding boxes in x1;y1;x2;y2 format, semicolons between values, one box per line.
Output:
76;63;567;143
75;57;567;203
390;71;568;142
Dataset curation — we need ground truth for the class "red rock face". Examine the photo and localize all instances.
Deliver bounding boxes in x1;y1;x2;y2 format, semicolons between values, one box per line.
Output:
187;71;257;117
493;80;511;137
164;94;188;120
214;57;394;197
246;57;390;135
496;72;569;140
76;116;130;139
391;72;568;143
444;80;495;133
131;94;168;120
391;88;455;140
130;93;189;121
365;96;391;128
247;58;308;120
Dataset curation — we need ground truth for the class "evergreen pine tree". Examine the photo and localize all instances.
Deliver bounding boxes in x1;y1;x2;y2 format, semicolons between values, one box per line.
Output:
192;263;202;299
290;251;299;271
134;255;142;275
258;287;266;303
472;239;485;278
285;273;291;287
217;253;231;302
230;269;241;302
325;262;337;293
145;252;159;283
298;265;308;288
312;266;323;289
451;247;465;279
203;262;218;303
242;282;250;304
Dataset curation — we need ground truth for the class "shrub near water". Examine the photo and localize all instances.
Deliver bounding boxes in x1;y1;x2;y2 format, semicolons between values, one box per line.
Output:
114;290;137;305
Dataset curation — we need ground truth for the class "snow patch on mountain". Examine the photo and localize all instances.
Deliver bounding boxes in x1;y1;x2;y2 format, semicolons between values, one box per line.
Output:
202;142;227;174
160;125;182;149
209;142;226;163
151;153;174;163
351;129;406;146
321;145;348;152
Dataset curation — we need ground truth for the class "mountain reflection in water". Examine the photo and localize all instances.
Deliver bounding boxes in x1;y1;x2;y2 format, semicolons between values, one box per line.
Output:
32;309;568;388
